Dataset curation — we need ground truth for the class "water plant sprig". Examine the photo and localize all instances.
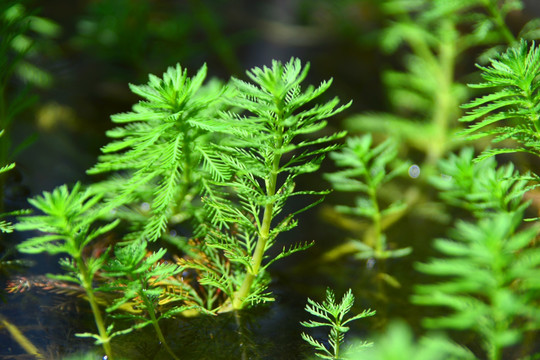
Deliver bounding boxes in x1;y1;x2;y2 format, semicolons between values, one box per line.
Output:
413;209;540;360
194;57;349;310
15;183;119;359
102;240;193;360
429;147;538;218
88;63;229;243
459;40;540;160
345;0;536;166
324;134;411;260
301;287;375;360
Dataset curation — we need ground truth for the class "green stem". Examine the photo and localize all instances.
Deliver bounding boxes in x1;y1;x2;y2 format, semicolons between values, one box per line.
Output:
232;122;283;309
76;255;114;359
136;276;180;360
146;301;180;360
334;331;341;360
368;186;383;258
427;20;457;166
232;164;278;309
482;0;517;45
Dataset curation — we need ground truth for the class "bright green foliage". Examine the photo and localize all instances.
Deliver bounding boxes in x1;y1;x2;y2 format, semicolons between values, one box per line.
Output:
188;58;349;309
301;288;375;360
345;0;538;166
351;321;474;360
15;183;119;359
88;63;229;243
102;240;192;360
15;183;118;256
325;134;411;259
430;147;537;217
413;210;540;360
460;40;540;160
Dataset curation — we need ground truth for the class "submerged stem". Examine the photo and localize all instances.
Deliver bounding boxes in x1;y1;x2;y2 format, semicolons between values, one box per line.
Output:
76;255;114;359
149;306;179;360
138;277;180;360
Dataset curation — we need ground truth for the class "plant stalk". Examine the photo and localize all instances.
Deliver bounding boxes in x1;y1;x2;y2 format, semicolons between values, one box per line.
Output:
232;127;282;309
482;0;517;45
76;255;114;360
148;305;179;360
427;20;456;166
0;314;44;359
137;276;180;360
368;186;383;258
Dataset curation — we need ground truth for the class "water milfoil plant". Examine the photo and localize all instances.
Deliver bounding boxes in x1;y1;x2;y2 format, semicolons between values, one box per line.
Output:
413;209;540;360
324;134;412;260
102;240;194;360
87;63;229;243
15;183;119;359
186;58;350;310
460;40;540;160
344;0;533;167
301;287;375;359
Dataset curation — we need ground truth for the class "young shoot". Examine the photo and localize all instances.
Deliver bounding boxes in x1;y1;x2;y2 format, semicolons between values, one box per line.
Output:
324;134;412;260
413;210;540;360
460;40;540;161
87;63;230;243
15;183;120;359
429;147;538;218
191;57;349;310
102;240;194;360
301;288;375;360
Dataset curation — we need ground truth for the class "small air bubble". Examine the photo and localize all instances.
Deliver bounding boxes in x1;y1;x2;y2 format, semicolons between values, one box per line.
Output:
169;229;177;236
408;164;420;178
103;356;108;360
141;202;150;211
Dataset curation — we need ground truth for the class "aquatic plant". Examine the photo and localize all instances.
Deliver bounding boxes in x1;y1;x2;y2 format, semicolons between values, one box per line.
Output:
429;147;537;218
15;183;119;359
301;288;375;360
87;63;229;244
102;240;193;360
345;0;538;167
11;57;349;358
460;40;540;160
414;38;540;360
324;134;412;260
183;57;349;310
413;209;540;360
